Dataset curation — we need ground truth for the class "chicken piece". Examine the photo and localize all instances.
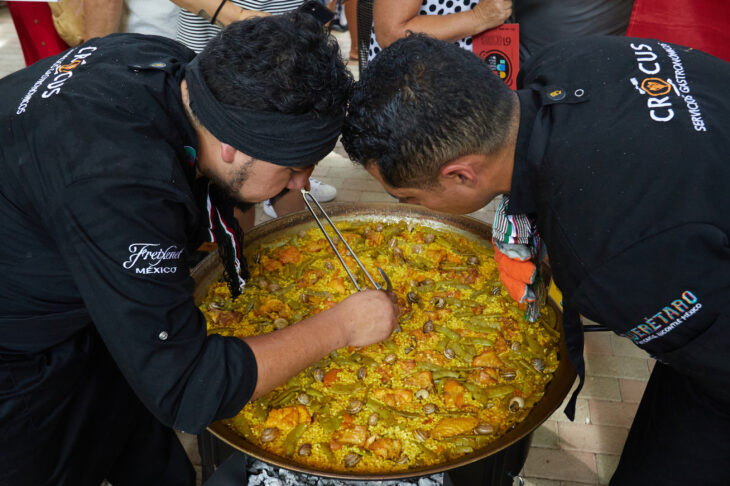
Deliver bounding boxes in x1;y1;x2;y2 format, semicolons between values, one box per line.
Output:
323;369;340;386
208;310;242;327
302;238;329;253
469;368;497;386
277;246;302;264
430;416;480;439
472;350;504;369
397;360;416;372
264;405;311;430
261;256;282;272
368;438;402;460
365;231;384;246
329;277;347;294
425;249;447;263
257;299;291;318
372;388;413;408
443;379;468;408
332;424;368;447
404;371;433;390
415;350;448;367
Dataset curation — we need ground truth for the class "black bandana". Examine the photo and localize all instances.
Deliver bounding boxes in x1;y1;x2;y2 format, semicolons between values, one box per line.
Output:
184;56;343;167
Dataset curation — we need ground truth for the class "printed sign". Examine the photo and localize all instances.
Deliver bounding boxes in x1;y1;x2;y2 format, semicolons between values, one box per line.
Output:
472;23;520;90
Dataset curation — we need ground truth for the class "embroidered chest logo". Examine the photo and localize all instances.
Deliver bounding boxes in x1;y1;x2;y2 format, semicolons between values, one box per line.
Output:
122;243;184;275
627;42;707;131
622;290;702;345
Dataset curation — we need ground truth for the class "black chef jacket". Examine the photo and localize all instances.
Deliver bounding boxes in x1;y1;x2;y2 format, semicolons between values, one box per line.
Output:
509;35;730;390
0;34;258;479
507;36;730;483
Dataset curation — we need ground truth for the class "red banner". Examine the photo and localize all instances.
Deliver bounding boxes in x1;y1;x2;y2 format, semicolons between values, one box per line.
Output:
627;0;730;62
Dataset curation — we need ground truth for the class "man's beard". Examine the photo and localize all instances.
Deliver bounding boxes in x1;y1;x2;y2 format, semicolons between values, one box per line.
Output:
206;157;254;211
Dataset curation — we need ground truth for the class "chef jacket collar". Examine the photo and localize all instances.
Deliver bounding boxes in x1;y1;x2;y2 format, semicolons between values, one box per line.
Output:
507;84;591;216
505;88;541;216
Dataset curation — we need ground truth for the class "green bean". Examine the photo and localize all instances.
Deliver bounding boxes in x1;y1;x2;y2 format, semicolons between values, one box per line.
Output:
270;388;298;407
365;398;394;421
329;383;364;395
450;341;476;362
485;385;515;398
383;339;398;352
524;332;545;358
464;336;494;347
539;319;561;339
452;445;474;454
304;388;324;398
416;361;445;372
296;258;315;278
318;414;342;434
252;402;268;422
467;316;502;331
436;280;471;290
432;370;461;380
283;423;307;456
462;382;489;403
440;264;468;272
434;324;461;340
290;235;299;248
350;353;377;367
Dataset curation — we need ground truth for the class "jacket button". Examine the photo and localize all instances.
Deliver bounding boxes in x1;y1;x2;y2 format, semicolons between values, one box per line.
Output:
159;331;169;340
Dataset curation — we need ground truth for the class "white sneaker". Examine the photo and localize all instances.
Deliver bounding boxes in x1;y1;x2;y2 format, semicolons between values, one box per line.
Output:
262;178;336;219
308;178;337;202
262;199;277;218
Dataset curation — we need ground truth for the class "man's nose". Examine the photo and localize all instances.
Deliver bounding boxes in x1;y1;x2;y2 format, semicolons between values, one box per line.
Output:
287;166;315;189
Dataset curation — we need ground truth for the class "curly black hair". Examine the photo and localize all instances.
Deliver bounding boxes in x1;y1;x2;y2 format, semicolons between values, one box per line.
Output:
342;34;516;188
198;9;353;118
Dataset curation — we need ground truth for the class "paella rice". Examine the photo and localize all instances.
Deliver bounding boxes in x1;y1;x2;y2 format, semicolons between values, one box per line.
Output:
200;218;561;473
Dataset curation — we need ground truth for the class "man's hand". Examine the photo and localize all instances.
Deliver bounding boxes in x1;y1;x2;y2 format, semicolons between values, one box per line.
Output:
493;239;536;304
471;0;512;32
335;290;400;347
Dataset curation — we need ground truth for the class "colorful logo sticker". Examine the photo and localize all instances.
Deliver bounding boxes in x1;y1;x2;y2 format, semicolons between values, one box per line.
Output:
483;50;512;84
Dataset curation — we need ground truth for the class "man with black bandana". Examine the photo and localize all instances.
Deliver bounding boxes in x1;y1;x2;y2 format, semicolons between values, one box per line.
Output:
0;10;398;486
342;35;730;484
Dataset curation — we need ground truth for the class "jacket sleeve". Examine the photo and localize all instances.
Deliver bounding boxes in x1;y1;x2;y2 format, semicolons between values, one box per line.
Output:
43;174;257;434
570;223;730;394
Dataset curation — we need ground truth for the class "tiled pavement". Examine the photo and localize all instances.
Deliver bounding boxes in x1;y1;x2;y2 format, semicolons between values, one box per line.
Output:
0;9;655;485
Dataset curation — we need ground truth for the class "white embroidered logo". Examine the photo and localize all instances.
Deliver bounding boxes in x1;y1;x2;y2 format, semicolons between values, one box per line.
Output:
123;243;183;274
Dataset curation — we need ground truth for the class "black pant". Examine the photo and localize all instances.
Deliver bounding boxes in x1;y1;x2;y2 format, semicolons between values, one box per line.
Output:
611;362;730;485
0;329;195;486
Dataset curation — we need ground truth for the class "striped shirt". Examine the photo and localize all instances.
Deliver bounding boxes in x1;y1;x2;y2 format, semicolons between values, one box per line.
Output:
177;0;307;53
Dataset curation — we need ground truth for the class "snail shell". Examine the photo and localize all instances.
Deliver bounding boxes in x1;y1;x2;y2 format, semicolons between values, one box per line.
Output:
509;396;525;413
273;318;288;329
312;368;325;382
347;399;364;414
474;423;495;435
260;427;278;443
422;320;435;334
444;348;456;360
423;403;439;415
297;392;310;406
298;443;312;456
344;453;361;468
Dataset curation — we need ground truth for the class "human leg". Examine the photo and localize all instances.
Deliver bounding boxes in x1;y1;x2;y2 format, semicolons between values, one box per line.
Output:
610;362;730;485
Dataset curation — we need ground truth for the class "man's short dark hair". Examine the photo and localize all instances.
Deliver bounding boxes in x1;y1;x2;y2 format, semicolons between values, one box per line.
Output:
199;10;352;118
342;34;516;188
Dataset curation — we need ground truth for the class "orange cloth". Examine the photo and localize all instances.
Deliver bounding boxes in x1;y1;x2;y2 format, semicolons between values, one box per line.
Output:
493;241;536;304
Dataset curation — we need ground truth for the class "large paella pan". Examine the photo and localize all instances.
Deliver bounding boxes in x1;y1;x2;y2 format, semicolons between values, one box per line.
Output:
192;203;576;480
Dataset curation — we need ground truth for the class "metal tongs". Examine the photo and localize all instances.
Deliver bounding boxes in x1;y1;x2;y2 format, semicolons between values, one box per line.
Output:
301;188;392;293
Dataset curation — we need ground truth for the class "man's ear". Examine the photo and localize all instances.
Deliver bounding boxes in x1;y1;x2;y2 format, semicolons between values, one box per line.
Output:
220;143;237;164
440;156;479;186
